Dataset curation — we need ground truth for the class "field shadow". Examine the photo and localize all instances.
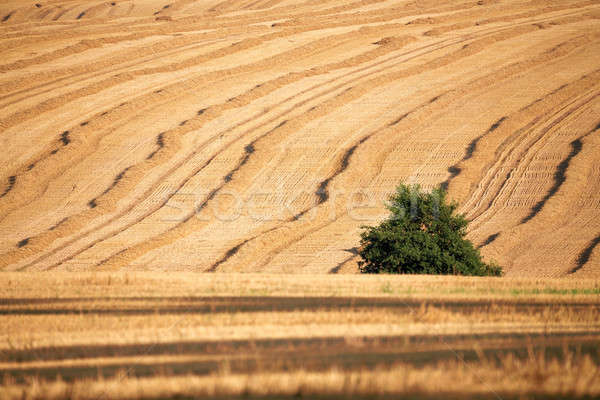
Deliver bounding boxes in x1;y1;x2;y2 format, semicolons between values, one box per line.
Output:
1;335;598;383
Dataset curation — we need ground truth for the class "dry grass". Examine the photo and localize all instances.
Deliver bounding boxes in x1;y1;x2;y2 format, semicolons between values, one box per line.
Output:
2;310;599;352
1;351;599;400
1;273;599;348
1;273;599;398
2;272;600;299
1;0;600;276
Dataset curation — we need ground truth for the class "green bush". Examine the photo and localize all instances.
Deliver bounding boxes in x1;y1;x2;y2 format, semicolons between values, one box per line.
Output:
358;184;502;276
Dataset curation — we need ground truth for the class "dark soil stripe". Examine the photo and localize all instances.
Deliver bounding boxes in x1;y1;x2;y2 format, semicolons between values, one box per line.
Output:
146;133;165;160
0;175;16;198
60;131;70;146
522;122;599;224
1;335;598;383
479;232;500;248
570;234;600;274
3;296;596;307
1;11;14;22
521;139;582;223
1;297;598;315
441;116;506;191
2;331;599;363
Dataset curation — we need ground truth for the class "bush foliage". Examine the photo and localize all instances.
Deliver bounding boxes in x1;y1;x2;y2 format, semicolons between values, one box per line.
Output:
358;184;502;276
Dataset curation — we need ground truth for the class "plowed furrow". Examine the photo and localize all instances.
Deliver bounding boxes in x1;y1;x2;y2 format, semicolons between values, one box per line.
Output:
2;0;600;273
448;69;600;213
464;88;600;227
211;31;600;272
521;122;600;224
12;13;536;268
3;28;423;270
92;23;556;271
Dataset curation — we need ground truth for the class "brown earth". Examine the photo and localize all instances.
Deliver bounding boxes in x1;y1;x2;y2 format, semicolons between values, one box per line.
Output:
1;0;600;275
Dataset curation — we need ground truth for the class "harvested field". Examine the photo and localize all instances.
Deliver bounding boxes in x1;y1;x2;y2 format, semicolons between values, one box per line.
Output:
1;273;600;399
1;0;600;275
3;2;600;397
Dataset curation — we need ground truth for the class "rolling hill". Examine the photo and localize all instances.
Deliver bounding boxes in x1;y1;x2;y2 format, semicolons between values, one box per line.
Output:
1;0;599;276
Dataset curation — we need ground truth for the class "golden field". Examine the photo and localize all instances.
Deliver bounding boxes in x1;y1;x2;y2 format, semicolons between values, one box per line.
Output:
0;0;599;275
1;273;600;399
2;1;600;398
